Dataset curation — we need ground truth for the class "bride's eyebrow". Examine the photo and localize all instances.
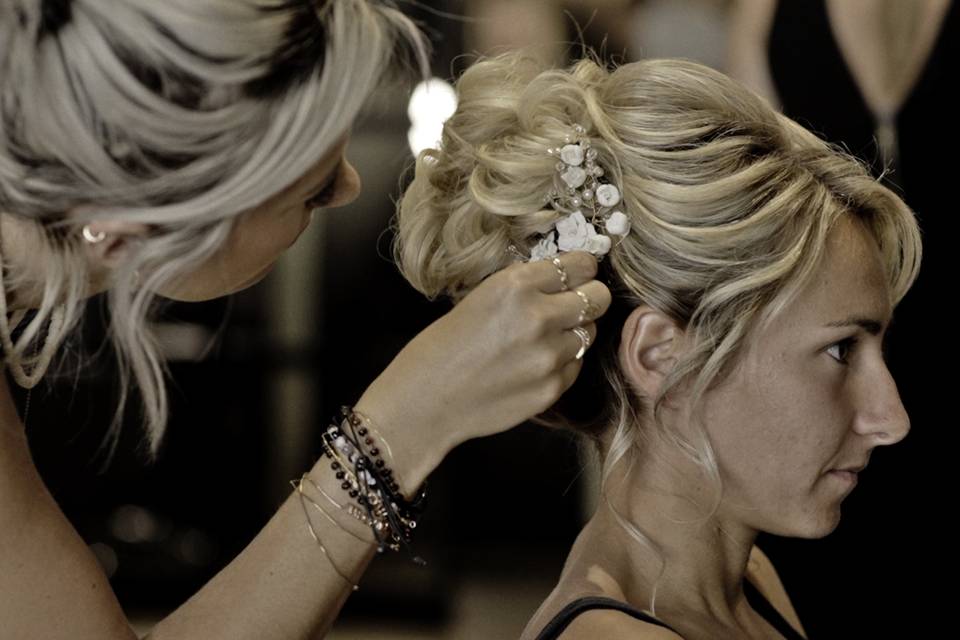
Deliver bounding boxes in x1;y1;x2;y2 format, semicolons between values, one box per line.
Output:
823;316;885;336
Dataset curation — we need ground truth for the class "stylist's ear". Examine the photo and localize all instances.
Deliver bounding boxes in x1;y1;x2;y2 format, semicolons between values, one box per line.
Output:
75;217;151;269
618;305;684;398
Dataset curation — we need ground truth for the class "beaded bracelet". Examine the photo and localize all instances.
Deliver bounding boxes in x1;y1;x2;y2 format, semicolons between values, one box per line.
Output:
321;427;416;554
324;406;428;565
317;437;407;548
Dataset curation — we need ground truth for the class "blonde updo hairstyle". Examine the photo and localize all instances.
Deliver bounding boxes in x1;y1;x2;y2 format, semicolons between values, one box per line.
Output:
396;52;921;613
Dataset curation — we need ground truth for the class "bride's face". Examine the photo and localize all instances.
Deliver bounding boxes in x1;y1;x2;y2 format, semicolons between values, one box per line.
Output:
700;216;909;537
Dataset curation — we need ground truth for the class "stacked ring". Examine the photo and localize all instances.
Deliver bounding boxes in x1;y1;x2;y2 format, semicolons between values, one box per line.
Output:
572;326;591;360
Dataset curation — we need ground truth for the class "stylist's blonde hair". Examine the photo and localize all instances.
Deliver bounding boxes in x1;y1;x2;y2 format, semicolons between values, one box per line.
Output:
0;1;427;461
395;51;921;615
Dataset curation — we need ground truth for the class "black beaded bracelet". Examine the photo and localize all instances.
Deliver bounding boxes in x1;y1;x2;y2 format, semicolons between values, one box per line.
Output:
324;406;428;565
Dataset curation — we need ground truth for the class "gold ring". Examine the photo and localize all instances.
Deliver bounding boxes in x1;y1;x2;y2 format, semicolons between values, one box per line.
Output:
575;289;593;324
551;256;569;291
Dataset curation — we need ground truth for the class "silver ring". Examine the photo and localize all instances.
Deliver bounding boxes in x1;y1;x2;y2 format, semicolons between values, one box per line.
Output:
572;326;591;360
551;256;569;291
82;225;107;244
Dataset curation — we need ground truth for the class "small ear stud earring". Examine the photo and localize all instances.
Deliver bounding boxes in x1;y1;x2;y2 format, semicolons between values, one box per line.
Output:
82;225;107;244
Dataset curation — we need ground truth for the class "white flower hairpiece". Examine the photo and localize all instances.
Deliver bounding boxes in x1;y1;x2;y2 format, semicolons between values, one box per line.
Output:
509;124;631;263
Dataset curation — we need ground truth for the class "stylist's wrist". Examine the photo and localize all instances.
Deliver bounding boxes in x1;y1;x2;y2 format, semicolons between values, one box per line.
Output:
352;386;451;502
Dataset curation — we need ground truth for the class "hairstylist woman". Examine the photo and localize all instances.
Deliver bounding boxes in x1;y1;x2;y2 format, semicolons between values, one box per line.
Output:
0;1;611;638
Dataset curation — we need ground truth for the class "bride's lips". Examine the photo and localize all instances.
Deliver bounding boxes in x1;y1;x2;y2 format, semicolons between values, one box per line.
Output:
828;470;859;487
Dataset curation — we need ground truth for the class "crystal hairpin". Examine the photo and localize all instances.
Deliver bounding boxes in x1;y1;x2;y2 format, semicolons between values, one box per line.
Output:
509;124;631;263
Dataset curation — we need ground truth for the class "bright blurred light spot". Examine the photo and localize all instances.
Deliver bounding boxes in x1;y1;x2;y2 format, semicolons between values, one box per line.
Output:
407;77;457;156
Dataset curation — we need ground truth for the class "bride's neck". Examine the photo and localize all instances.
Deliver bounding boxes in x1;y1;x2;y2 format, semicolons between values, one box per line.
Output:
578;447;758;626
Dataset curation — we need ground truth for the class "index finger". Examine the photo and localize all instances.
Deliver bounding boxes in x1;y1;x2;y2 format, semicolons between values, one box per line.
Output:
527;251;599;294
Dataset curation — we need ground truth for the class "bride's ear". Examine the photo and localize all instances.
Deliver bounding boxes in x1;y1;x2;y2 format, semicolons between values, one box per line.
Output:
618;305;684;398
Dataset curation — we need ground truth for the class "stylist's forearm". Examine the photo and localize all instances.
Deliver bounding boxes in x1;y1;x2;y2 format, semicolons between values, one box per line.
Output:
145;458;371;639
146;410;443;640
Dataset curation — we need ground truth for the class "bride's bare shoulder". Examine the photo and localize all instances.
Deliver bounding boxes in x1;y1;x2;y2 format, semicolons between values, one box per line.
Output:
521;520;686;639
558;609;686;639
521;563;683;640
522;590;685;640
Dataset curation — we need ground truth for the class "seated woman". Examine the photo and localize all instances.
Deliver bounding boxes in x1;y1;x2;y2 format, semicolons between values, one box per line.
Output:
394;52;921;639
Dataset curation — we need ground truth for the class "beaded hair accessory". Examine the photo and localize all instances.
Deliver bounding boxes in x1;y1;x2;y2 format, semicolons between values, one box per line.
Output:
509;124;631;263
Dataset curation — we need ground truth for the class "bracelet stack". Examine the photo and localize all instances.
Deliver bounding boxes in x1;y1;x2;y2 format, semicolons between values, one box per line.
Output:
293;405;429;586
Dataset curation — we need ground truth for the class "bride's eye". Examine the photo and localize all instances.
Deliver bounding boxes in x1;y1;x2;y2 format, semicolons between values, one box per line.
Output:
827;337;858;364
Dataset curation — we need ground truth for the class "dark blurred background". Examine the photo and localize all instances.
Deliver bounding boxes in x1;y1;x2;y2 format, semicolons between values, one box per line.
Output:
11;1;953;638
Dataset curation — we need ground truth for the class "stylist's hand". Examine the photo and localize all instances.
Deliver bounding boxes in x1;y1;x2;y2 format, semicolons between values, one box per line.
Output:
353;251;612;498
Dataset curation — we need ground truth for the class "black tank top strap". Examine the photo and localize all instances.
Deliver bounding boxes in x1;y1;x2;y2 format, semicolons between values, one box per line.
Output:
534;577;807;640
533;595;680;640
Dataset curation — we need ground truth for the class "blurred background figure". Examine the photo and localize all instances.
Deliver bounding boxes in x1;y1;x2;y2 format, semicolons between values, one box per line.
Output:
466;0;729;70
20;1;949;637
